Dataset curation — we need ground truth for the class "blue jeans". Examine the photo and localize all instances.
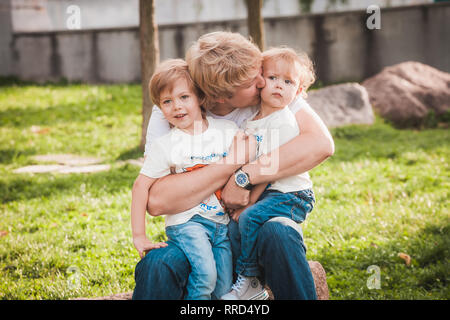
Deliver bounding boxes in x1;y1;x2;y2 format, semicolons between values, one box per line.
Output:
132;217;317;300
164;214;232;300
234;189;315;277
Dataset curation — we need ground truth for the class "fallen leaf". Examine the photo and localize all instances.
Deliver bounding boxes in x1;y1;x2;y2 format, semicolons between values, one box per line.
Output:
81;213;88;217
30;125;50;134
0;230;8;237
398;252;411;266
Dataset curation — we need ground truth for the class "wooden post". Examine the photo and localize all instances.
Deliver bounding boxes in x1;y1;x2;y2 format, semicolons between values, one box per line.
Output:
246;0;265;51
139;0;160;151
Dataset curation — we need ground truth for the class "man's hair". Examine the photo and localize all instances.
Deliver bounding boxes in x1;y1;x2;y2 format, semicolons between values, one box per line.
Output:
262;46;316;98
186;31;262;109
149;59;205;108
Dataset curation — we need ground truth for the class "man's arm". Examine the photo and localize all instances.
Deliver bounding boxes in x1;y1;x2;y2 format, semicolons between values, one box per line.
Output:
247;104;334;184
221;104;334;208
147;131;255;216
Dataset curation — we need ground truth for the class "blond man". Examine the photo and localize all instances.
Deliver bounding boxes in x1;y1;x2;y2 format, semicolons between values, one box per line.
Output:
132;32;334;300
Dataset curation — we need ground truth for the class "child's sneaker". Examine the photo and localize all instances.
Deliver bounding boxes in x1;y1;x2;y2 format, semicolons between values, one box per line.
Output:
221;274;269;300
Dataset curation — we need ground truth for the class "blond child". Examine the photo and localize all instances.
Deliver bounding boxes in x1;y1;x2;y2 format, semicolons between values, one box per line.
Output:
131;59;242;300
222;47;317;300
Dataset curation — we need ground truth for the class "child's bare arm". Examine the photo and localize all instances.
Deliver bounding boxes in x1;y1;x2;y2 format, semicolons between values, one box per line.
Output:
131;174;168;258
230;183;269;222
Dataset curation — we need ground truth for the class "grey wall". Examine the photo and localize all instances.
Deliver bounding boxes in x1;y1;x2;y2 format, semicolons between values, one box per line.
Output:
0;0;13;76
3;3;450;84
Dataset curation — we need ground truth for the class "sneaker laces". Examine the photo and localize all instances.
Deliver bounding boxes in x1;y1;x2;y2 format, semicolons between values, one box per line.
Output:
231;274;247;293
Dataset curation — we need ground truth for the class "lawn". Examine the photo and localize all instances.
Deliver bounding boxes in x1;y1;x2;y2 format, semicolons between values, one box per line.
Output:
0;81;448;300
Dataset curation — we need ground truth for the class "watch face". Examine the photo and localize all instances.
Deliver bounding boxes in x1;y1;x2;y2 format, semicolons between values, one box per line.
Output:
236;173;248;186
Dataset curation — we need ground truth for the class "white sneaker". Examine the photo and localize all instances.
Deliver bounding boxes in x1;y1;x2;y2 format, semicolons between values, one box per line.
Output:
221;274;269;300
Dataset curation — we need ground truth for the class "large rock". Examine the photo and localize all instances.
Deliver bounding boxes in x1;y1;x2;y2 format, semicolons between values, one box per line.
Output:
306;83;374;128
362;61;450;127
74;260;329;300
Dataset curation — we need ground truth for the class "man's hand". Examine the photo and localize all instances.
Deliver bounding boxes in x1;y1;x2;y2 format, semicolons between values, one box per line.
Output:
221;174;250;209
221;131;257;209
133;235;168;259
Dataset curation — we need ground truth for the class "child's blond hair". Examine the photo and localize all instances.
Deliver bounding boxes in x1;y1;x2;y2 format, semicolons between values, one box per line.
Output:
262;47;316;98
149;59;205;110
186;31;262;109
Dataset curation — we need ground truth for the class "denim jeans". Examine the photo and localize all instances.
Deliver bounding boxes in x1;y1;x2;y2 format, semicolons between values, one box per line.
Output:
234;189;315;277
133;217;317;300
164;214;232;300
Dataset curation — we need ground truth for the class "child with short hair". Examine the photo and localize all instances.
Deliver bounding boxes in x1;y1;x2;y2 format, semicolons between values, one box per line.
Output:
131;59;243;300
221;47;317;300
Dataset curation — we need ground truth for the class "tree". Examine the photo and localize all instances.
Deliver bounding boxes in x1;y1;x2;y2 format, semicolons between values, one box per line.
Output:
245;0;265;51
139;0;160;151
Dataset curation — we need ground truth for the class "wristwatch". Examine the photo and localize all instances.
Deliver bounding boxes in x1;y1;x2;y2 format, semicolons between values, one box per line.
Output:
234;168;254;190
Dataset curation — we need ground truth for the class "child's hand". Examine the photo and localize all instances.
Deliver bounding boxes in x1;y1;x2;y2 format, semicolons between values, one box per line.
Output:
133;235;168;259
225;130;257;165
230;206;246;222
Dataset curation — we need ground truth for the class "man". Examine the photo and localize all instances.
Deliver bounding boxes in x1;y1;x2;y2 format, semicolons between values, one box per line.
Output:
132;32;334;300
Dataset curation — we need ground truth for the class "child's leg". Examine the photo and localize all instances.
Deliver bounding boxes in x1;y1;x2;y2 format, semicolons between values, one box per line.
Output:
210;223;233;300
165;217;217;300
236;189;315;278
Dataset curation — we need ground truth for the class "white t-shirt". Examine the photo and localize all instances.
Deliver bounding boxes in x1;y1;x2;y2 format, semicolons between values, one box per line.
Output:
140;116;238;227
144;96;309;155
243;106;313;193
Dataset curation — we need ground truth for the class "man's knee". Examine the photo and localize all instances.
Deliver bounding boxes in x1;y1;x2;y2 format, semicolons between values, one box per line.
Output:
257;217;306;252
136;243;190;279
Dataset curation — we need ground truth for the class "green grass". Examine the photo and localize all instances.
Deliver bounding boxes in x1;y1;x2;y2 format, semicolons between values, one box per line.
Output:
0;82;448;299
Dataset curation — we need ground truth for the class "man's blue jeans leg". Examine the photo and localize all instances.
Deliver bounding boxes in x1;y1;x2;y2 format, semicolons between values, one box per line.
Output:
132;241;189;300
228;217;317;300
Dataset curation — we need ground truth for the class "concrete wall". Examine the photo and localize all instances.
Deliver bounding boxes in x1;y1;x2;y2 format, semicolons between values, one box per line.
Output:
11;0;433;32
4;3;450;84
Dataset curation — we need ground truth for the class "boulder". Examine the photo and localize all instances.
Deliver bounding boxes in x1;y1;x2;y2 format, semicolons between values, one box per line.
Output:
362;61;450;127
74;260;329;300
308;260;330;300
306;83;374;128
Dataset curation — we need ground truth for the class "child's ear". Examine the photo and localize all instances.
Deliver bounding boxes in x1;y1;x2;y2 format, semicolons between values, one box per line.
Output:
215;97;225;104
296;87;303;96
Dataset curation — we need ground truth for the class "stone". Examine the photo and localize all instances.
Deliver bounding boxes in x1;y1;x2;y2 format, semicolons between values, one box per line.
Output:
306;83;375;128
32;154;103;166
13;164;66;174
308;260;330;300
75;261;329;300
73;292;132;300
14;154;111;174
362;61;450;127
58;164;111;174
125;158;144;167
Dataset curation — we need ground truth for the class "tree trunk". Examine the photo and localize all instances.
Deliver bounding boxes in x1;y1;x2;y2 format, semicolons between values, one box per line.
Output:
246;0;265;51
139;0;160;151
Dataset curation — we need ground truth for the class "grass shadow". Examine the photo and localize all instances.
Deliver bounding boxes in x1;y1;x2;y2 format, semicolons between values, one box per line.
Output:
115;146;143;161
1;164;139;203
312;218;450;299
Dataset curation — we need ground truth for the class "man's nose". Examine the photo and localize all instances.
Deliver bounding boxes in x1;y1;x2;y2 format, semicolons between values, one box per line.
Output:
256;74;265;89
